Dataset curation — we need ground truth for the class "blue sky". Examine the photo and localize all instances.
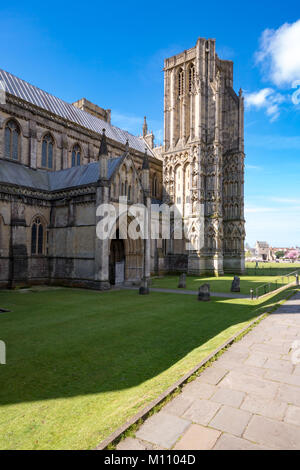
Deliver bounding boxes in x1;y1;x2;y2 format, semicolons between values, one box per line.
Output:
0;0;299;247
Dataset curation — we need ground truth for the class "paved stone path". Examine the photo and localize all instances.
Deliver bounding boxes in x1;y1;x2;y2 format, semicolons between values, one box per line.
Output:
117;291;300;450
121;286;249;299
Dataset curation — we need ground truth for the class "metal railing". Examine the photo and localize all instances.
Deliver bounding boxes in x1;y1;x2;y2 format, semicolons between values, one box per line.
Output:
251;270;299;300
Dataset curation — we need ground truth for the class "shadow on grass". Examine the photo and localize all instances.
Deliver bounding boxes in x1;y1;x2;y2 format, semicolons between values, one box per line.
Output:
0;287;295;407
151;274;292;295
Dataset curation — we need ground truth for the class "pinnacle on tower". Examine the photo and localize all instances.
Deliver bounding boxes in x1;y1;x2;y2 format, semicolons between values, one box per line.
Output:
143;116;148;137
142;146;149;170
99;128;108;157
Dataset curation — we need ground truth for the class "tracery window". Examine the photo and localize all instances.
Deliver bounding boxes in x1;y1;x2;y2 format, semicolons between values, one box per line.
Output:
71;144;81;167
31;217;45;255
178;68;184;96
5;120;20;160
42;134;54;169
188;64;195;92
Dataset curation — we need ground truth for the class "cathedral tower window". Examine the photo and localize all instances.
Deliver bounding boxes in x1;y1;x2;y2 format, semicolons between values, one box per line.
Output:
5;119;20;161
71;144;81;167
188;64;195;92
178;68;184;96
42;134;54;169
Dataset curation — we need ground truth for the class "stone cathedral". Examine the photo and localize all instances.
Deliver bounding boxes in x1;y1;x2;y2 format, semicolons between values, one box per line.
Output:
0;37;245;289
162;38;245;275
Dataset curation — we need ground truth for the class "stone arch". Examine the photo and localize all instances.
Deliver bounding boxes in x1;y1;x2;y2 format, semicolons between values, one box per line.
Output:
108;215;143;285
4;118;22;161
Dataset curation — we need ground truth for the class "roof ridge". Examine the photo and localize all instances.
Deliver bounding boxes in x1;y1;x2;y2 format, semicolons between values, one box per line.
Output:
0;69;153;154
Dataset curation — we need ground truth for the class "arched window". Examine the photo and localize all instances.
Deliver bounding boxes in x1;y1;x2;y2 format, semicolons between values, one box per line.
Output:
5;120;20;160
188;64;195;92
152;176;157;197
71;144;81;167
178;68;184;96
31;217;45;255
128;185;132;201
42;134;54;169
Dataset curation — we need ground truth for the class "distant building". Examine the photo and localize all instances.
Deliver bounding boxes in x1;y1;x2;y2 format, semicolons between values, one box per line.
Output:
255;241;270;261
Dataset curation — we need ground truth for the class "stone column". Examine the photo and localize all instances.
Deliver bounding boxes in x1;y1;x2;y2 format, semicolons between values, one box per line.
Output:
9;202;28;288
29;120;37;169
94;181;111;290
61;134;68;169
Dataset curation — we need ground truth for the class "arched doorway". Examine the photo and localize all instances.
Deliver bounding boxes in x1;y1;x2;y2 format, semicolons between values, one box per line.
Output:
109;230;125;285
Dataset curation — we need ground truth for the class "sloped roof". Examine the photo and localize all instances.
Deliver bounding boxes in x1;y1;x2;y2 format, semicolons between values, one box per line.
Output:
0;69;152;156
0;157;122;192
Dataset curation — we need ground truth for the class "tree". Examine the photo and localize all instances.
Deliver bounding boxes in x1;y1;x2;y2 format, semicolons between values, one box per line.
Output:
285;250;299;260
275;250;285;259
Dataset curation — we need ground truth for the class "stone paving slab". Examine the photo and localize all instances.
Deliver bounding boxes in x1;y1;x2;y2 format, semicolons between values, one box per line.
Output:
182;399;221;426
117;291;300;450
135;412;190;449
174;424;221;450
213;433;270;450
209;405;252;437
244;415;300;450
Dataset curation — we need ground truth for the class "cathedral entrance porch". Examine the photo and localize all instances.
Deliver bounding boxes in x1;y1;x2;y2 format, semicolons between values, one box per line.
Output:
109;234;125;286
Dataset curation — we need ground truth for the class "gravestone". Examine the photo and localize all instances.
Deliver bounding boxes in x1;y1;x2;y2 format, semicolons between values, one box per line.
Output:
198;283;210;301
178;273;186;288
231;276;240;292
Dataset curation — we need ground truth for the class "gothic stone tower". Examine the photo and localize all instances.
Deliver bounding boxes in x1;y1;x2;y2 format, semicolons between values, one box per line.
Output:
162;38;245;275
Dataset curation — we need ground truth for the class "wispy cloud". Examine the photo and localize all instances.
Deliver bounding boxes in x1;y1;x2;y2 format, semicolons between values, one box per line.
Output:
245;206;279;214
270;197;300;204
244;88;285;121
256;19;300;87
245;20;300;122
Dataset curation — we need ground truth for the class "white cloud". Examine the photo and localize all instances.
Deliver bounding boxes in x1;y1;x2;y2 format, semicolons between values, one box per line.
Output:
256;19;300;87
270;197;300;204
245;206;279;214
244;88;284;121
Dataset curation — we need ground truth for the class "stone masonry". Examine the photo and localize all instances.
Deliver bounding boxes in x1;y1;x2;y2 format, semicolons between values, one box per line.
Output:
117;292;300;450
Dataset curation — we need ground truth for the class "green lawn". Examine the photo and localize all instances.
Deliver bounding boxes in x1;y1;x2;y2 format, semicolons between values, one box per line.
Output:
151;273;292;295
0;287;296;449
245;261;300;277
